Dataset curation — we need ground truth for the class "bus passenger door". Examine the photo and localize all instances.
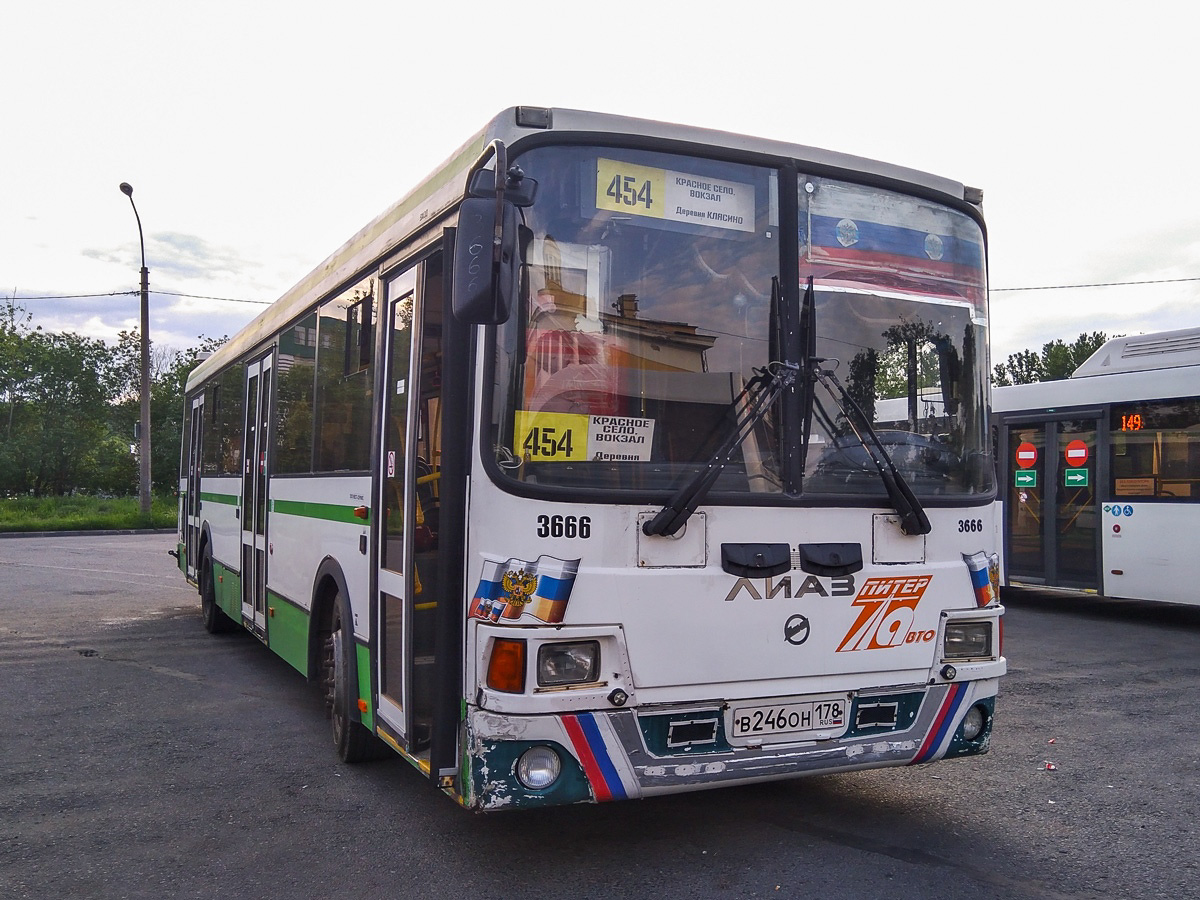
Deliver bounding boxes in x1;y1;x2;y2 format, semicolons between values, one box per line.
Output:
1054;418;1100;589
376;267;418;745
1005;416;1100;590
185;394;204;581
376;255;446;756
1005;421;1046;582
241;354;273;637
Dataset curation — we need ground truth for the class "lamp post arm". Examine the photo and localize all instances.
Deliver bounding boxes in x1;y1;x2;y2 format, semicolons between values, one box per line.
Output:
128;200;146;270
120;182;152;516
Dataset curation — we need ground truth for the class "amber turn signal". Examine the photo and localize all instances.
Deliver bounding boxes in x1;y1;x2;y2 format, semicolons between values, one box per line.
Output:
487;638;527;693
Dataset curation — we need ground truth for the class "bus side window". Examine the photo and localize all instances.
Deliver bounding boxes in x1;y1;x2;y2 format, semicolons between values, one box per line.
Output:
1111;397;1200;500
314;278;377;471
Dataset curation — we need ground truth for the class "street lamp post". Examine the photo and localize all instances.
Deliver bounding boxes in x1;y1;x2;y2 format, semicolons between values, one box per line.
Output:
119;182;152;517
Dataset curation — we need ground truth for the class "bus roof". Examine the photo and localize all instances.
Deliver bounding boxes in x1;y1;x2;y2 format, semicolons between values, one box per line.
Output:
1071;326;1200;378
993;326;1200;413
186;107;978;393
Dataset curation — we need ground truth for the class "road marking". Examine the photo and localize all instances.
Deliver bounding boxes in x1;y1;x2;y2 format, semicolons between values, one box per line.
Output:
0;560;173;580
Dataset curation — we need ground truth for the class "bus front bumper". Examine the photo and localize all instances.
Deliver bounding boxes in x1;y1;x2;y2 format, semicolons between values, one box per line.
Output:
464;677;1000;810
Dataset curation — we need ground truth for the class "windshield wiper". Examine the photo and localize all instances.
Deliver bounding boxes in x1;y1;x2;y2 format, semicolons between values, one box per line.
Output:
810;361;932;536
797;276;817;484
800;275;930;536
642;361;797;537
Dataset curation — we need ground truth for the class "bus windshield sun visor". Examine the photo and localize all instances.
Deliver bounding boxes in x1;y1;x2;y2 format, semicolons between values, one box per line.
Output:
642;360;798;538
810;361;932;536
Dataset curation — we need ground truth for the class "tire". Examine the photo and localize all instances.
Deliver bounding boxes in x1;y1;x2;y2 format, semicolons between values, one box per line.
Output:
322;589;388;762
200;549;235;634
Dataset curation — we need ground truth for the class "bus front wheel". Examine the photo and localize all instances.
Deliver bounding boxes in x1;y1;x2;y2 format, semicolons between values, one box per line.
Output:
322;590;387;763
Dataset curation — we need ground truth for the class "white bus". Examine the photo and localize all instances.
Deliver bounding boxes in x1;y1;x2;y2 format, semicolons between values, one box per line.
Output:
177;107;1005;810
993;327;1200;605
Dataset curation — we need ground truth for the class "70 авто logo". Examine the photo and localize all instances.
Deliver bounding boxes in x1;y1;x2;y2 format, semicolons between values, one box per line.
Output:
836;576;933;652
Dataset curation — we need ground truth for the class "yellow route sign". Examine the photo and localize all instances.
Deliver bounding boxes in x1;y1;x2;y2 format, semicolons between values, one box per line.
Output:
596;158;755;233
596;158;665;219
514;410;589;462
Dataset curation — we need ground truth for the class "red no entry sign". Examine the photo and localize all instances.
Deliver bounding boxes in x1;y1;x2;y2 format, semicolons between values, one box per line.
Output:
1015;442;1038;469
1064;439;1089;467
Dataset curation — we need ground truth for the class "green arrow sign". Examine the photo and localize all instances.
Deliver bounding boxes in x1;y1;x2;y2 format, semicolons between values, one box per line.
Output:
1064;468;1089;487
1015;470;1037;487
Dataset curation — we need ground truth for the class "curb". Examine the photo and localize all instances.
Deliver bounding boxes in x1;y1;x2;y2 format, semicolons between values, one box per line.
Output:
0;528;176;540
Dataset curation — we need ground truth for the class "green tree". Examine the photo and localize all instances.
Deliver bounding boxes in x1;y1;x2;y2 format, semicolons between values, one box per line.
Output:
1;328;114;496
991;348;1044;386
992;331;1109;385
111;334;228;494
1;302;227;498
0;301;35;492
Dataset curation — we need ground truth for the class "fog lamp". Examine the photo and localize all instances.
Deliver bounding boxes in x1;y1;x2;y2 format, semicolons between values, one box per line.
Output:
516;745;562;790
961;704;986;741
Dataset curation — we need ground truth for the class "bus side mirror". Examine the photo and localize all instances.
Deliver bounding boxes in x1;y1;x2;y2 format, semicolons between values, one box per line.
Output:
452;196;519;325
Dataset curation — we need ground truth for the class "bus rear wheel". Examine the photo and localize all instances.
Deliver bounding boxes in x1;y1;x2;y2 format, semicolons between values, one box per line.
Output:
322;590;388;762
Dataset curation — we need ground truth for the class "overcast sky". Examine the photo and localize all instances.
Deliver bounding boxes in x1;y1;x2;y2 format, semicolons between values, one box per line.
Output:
4;2;1197;364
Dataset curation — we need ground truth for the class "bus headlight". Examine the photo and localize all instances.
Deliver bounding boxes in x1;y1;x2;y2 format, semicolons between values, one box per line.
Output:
537;641;600;687
516;746;562;790
943;621;992;660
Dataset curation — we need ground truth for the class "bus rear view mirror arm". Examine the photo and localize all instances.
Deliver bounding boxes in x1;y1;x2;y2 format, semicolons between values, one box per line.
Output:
452;141;538;325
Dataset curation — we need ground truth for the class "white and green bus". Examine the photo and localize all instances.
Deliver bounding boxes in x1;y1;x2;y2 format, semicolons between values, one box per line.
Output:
178;107;1005;810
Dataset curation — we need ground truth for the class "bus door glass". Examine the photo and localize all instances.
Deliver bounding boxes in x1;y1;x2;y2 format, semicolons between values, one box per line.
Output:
377;267;417;742
185;394;204;580
410;255;444;756
1006;417;1099;589
1006;422;1045;580
1055;419;1099;589
376;255;445;754
241;353;273;635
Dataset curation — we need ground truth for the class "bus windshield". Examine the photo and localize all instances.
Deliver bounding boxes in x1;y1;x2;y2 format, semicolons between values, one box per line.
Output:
490;144;992;499
799;174;991;497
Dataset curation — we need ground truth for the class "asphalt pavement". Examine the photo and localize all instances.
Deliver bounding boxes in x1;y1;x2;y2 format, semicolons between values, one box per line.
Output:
2;533;1198;899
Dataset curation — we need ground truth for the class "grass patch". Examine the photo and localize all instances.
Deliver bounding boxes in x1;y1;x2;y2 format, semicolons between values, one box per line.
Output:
0;495;177;532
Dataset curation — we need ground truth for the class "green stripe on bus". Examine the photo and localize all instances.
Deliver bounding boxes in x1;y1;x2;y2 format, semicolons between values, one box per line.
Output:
213;561;241;620
355;642;375;731
200;491;240;505
271;498;371;525
266;589;310;676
